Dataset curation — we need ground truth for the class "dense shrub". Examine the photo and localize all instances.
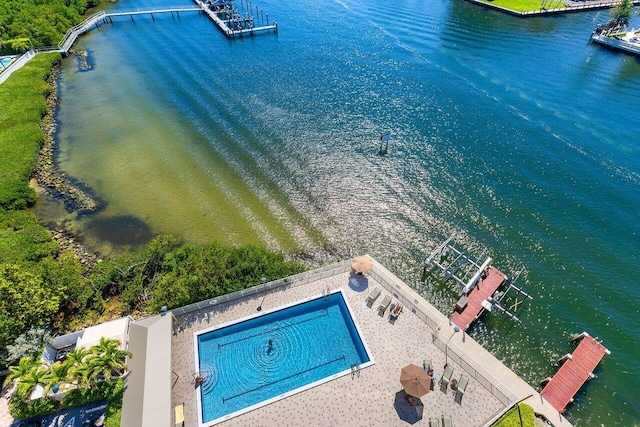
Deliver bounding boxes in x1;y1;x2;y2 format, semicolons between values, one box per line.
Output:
9;396;58;420
61;380;120;408
0;53;59;210
0;0;100;50
90;235;307;313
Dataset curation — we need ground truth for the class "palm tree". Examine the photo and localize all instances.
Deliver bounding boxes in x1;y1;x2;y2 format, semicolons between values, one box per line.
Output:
81;338;132;388
48;362;70;391
90;338;131;375
611;0;633;27
14;364;53;400
63;346;91;386
6;356;38;384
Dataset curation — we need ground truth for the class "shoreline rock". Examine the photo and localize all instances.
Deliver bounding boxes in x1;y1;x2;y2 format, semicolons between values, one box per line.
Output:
33;60;104;268
50;224;103;268
33;60;103;214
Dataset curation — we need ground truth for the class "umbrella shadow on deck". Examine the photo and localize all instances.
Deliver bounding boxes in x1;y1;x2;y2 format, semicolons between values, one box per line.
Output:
348;271;369;292
393;390;424;425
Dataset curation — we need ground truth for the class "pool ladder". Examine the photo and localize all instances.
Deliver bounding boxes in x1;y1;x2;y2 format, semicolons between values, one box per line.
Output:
351;363;361;379
322;286;331;300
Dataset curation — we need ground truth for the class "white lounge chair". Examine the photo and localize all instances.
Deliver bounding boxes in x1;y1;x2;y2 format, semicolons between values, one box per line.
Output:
389;303;403;320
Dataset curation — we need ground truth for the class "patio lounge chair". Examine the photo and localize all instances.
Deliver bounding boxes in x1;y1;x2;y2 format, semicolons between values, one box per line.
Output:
366;287;381;307
442;415;453;427
440;364;454;393
174;403;184;426
429;417;440;427
389;303;403;320
455;374;469;403
378;295;391;315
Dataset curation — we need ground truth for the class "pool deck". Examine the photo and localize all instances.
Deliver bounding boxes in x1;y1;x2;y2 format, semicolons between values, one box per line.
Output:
171;258;573;427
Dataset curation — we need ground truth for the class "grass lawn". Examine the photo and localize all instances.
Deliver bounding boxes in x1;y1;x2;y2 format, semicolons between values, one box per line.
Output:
478;0;566;12
491;403;536;427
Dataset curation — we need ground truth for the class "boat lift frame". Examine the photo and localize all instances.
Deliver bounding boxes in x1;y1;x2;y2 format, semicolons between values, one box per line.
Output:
424;232;532;323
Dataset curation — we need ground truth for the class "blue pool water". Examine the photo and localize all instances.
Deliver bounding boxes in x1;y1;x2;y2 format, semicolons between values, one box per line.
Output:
0;55;18;68
195;290;372;424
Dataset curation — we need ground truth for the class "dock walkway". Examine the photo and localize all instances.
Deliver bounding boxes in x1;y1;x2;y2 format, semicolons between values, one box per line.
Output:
540;333;610;412
194;0;277;38
57;7;203;54
450;266;507;331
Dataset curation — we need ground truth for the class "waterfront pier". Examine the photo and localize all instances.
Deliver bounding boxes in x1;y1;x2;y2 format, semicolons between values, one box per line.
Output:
424;232;532;331
540;332;610;413
58;7;203;54
195;0;277;38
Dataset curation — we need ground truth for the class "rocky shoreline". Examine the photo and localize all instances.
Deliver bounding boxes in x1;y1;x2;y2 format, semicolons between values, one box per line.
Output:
50;224;103;267
33;59;103;268
34;60;103;214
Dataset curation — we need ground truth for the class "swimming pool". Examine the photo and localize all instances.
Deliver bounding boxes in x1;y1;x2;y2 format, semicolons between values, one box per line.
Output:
0;55;18;69
194;289;373;425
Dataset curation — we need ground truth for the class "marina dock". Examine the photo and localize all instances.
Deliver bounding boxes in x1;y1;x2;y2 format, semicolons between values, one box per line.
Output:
450;265;507;331
590;30;640;57
424;232;532;331
194;0;277;38
540;332;610;412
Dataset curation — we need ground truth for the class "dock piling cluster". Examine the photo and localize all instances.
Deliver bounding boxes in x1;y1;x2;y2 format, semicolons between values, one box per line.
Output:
196;0;277;38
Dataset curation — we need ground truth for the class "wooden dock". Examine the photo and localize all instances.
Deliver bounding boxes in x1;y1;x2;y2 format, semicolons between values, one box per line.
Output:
450;265;507;331
425;232;531;331
57;7;203;54
590;32;640;57
540;332;610;412
194;0;277;39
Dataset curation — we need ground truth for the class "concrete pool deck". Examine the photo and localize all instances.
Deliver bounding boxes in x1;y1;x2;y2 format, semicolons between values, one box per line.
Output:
170;257;572;427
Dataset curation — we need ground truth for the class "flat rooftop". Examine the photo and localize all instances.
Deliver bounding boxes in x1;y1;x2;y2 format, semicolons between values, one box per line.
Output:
170;258;573;427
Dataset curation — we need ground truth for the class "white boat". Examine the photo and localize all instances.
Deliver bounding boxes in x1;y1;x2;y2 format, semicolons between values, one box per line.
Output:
591;28;640;56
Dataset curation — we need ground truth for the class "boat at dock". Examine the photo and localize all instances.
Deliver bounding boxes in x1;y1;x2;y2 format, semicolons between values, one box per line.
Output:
590;27;640;56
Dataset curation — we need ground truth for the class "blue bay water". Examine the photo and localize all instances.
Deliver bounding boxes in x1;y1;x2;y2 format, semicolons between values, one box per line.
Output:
43;0;640;423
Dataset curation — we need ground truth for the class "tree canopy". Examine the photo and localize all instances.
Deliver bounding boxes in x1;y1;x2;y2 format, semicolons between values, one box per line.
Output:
610;0;634;27
0;0;100;50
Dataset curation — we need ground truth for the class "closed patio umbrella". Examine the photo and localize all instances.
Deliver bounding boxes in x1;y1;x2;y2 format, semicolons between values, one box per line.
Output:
400;363;430;398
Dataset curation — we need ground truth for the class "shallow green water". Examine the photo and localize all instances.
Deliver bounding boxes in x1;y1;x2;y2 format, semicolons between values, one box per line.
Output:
35;0;640;423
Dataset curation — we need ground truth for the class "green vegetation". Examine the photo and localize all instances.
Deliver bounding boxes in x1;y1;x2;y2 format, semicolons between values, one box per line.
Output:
478;0;564;12
0;55;306;368
0;52;60;210
611;0;634;26
0;0;100;51
491;403;535;427
7;338;127;420
1;4;307;422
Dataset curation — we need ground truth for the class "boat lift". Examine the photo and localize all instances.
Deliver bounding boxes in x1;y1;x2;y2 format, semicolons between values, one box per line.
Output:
424;232;532;324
